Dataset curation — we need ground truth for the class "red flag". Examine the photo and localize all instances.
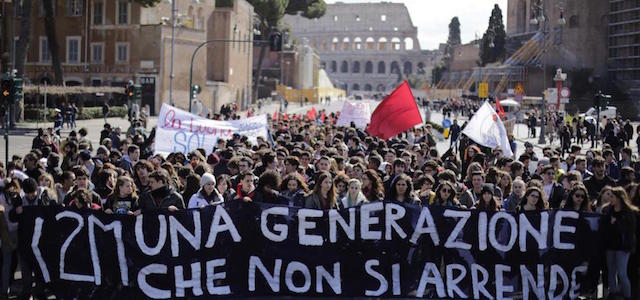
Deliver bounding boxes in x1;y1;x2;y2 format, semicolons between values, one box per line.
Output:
273;111;278;120
283;113;289;121
293;114;299;121
320;111;326;123
366;81;422;140
495;97;506;118
307;107;317;120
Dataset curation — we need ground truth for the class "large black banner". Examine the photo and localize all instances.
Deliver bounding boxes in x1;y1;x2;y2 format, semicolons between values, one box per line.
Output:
18;202;603;299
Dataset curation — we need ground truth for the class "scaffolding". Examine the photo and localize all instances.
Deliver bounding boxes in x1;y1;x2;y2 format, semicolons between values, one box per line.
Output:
436;31;555;97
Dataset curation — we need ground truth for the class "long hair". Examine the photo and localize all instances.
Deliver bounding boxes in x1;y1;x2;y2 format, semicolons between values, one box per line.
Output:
464;162;483;182
388;173;413;202
497;171;512;197
518;186;548;211
311;171;336;209
182;174;201;202
109;176;139;205
280;172;309;193
464;145;481;162
608;186;640;212
563;184;592;212
433;181;458;206
362;169;384;201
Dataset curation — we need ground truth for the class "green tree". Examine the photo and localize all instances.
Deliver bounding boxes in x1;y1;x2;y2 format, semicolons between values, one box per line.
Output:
249;0;326;101
479;4;506;66
432;63;446;85
14;0;33;78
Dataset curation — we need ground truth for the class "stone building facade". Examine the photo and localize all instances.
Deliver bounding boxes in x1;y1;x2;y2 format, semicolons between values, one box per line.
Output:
284;2;440;96
7;0;254;115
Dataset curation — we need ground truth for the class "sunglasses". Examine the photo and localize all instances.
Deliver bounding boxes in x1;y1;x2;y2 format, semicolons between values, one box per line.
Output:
441;188;452;193
574;193;586;199
529;193;540;198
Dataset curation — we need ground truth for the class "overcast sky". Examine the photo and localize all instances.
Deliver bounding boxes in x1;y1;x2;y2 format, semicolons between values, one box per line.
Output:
324;0;508;50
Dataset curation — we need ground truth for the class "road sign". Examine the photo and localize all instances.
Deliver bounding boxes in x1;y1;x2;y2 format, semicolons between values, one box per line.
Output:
560;87;570;98
478;82;489;98
515;83;525;95
546;88;558;103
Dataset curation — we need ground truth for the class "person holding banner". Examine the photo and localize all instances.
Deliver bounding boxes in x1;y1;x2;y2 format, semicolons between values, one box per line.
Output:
601;187;638;300
304;171;338;210
340;179;368;208
139;170;184;211
280;173;308;207
386;174;419;205
104;176;140;215
188;173;223;208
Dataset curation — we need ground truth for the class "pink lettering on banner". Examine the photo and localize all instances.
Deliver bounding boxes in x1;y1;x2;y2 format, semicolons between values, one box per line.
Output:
162;110;182;130
189;119;219;135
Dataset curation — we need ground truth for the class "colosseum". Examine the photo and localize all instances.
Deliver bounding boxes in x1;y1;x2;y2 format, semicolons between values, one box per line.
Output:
284;2;441;96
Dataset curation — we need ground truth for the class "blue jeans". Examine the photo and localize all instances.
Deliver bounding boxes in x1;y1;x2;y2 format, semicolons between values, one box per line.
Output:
607;250;631;298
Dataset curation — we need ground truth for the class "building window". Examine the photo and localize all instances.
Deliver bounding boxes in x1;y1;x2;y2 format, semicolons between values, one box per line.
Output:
38;0;56;17
378;61;385;73
381;14;386;22
117;0;129;25
39;37;50;63
364;61;373;73
333;15;338;22
331;61;337;73
66;36;81;64
341;61;349;73
116;42;129;64
353;61;360;73
352;84;360;91
91;43;103;64
66;0;82;16
93;0;104;25
364;84;372;91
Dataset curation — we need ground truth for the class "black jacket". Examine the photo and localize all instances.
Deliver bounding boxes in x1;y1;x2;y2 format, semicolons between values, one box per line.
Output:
139;186;185;211
584;175;617;200
545;182;566;209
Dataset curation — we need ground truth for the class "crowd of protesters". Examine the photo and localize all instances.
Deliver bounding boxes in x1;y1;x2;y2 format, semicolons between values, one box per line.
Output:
0;100;639;299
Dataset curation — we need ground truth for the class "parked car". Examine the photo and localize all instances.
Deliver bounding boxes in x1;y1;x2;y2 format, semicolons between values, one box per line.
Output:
578;106;617;124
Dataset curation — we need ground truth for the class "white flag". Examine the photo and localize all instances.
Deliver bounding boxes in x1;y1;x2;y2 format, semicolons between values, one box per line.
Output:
462;101;513;157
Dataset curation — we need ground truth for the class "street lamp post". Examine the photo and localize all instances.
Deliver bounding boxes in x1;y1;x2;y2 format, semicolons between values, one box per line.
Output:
169;0;177;106
188;38;269;113
530;0;565;145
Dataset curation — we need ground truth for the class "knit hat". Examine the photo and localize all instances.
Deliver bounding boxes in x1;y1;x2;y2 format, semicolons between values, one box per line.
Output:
79;150;91;161
201;173;216;186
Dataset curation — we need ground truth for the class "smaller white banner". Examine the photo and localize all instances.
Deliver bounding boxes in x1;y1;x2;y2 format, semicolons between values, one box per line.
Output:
155;103;269;155
336;100;371;129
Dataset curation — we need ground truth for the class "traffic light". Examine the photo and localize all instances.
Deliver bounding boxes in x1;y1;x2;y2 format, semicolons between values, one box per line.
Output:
13;78;23;103
594;91;611;110
133;84;141;101
191;84;201;99
126;84;134;100
0;79;12;104
269;32;282;51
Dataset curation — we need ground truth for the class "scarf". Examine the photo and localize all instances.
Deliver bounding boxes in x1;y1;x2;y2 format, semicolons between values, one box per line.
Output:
236;184;255;200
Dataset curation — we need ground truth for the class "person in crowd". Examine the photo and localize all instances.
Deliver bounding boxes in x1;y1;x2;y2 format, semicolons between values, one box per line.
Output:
119;145;140;175
562;184;592;212
8;178;55;299
503;178;525;212
182;174;202;204
584;156;617;201
601;186;638;300
474;184;500;212
541;165;566;209
334;173;349;201
280;173;308;207
216;174;236;202
139;170;184;211
432;181;461;207
460;171;501;208
252;170;287;205
63;166;102;209
386;174;419;204
37;173;58;204
340;179;368;208
188;173;223;208
362;169;384;202
517;186;548;212
496;171;512;200
233;171;256;202
415;175;435;205
305;171;338;210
